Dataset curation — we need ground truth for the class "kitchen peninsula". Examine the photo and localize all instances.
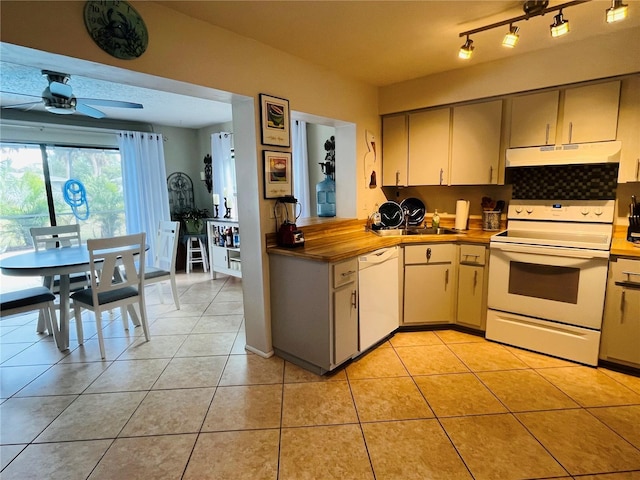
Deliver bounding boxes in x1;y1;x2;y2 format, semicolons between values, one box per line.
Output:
267;218;640;375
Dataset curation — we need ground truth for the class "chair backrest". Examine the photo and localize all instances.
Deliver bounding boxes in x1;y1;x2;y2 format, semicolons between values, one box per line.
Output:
87;233;146;299
154;221;180;271
31;225;81;251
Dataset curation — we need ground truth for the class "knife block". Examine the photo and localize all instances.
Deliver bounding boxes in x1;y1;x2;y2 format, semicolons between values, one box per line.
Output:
628;222;640;243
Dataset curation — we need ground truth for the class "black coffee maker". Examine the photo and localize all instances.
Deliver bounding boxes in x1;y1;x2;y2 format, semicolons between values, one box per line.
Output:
274;195;305;248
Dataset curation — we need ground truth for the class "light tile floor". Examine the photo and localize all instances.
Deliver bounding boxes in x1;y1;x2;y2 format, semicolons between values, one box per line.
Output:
1;272;640;479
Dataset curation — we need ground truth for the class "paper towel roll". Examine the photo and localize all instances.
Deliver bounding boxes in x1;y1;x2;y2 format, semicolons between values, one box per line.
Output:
455;200;470;231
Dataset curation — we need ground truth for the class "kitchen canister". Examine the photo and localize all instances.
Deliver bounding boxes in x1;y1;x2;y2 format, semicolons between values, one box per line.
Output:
482;210;501;231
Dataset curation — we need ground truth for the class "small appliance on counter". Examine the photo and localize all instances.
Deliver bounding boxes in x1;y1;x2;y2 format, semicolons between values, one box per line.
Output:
629;194;640;244
274;195;305;248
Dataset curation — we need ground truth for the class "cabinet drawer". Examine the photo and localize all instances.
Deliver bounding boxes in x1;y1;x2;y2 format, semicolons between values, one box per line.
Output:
459;244;486;266
612;258;640;286
333;258;358;288
405;244;454;265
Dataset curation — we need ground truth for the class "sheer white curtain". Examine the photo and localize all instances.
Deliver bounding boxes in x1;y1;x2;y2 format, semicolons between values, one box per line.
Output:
211;133;236;216
292;120;311;217
117;131;170;265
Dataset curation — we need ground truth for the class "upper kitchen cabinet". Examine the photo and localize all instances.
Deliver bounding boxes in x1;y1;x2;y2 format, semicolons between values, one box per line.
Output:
561;81;621;144
617;76;640;183
408;108;450;186
509;91;559;148
450;100;502;185
382;114;408;187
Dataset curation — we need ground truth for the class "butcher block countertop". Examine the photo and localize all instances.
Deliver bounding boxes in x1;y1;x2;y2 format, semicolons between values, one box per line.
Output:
611;227;640;258
266;218;496;263
267;219;640;262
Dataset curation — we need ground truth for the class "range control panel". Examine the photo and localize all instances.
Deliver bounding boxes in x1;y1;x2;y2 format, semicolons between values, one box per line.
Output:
507;200;615;223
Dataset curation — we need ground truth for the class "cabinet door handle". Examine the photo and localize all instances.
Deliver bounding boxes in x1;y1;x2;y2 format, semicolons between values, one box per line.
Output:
489;166;493;184
622;271;640;278
545;123;550;145
396;170;400;186
351;290;357;308
445;268;449;287
636;159;640;181
439;168;444;186
426;248;432;261
473;270;478;290
620;290;625;322
342;270;356;277
568;121;573;143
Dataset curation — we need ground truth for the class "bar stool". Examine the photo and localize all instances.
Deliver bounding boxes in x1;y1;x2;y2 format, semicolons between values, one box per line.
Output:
185;235;209;273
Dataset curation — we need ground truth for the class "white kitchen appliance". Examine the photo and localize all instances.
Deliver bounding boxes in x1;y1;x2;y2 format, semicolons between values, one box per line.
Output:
486;199;615;366
358;246;399;353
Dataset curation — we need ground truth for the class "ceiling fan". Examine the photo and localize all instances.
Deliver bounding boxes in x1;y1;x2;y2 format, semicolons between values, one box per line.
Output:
1;70;143;119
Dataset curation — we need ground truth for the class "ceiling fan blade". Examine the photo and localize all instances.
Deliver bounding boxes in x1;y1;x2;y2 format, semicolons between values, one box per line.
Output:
49;81;73;98
76;103;106;119
0;90;41;98
1;101;43;110
77;98;143;109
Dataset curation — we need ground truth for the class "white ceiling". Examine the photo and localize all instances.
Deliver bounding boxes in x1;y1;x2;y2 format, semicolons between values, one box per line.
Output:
1;1;637;129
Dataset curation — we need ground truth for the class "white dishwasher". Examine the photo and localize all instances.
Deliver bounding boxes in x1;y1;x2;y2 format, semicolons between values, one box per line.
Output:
358;246;400;353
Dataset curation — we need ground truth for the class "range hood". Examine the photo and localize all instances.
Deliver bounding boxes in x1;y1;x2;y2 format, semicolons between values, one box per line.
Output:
506;141;621;167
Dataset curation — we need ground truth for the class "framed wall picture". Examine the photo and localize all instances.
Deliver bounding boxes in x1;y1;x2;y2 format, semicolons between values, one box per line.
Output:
260;93;290;147
263;150;292;198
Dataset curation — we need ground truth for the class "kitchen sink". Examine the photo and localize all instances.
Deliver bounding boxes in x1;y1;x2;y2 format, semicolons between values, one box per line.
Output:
372;227;462;236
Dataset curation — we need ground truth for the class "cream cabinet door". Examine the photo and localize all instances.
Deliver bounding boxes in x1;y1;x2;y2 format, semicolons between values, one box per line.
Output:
456;265;484;329
408;108;450;185
617;76;640;183
333;282;358;365
509;91;559;147
404;264;454;324
600;258;640;367
450;100;502;185
382;114;408;187
562;81;621;144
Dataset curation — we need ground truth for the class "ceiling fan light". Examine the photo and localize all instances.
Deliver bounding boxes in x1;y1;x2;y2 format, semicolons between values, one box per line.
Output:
502;25;520;48
606;0;628;23
458;37;474;59
550;11;570;37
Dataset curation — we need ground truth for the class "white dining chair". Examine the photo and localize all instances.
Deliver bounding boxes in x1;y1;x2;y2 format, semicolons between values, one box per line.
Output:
71;233;150;359
30;225;91;293
30;224;90;338
144;221;181;309
1;286;60;348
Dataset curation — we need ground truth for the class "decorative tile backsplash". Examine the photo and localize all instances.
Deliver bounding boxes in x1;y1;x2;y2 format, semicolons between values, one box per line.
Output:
507;163;619;200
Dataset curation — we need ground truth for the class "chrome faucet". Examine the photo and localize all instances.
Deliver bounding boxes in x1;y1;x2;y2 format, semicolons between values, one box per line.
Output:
403;207;410;231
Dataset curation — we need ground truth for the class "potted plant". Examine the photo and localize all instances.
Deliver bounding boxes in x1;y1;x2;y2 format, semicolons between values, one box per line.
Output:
176;208;210;234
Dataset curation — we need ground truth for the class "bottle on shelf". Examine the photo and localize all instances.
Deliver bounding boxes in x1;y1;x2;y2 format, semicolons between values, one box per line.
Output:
233;227;240;247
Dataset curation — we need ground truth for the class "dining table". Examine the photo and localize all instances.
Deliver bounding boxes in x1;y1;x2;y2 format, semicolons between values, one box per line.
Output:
0;244;141;350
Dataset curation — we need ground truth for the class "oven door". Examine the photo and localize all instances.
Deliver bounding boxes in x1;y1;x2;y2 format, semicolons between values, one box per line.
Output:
488;242;609;329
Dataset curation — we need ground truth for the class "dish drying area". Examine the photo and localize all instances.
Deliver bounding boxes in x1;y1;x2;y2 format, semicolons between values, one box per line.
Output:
367;195;507;236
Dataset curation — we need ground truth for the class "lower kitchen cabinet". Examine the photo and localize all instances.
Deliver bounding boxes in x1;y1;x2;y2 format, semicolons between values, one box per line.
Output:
600;257;640;368
403;244;455;324
456;244;488;330
269;254;358;374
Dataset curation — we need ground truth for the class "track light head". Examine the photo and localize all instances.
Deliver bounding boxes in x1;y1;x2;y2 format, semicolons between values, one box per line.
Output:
606;0;628;23
458;37;474;59
550;10;570;37
502;25;520;48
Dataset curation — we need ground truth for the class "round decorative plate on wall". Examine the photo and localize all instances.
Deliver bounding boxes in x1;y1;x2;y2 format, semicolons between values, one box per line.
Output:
84;1;148;60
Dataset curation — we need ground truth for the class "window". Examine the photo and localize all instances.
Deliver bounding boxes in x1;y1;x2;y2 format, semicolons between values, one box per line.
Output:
0;142;126;253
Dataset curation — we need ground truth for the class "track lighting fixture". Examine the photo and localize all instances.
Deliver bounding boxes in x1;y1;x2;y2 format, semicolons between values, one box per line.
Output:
550;10;570;37
606;0;628;23
456;0;628;58
458;36;474;60
502;24;520;48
